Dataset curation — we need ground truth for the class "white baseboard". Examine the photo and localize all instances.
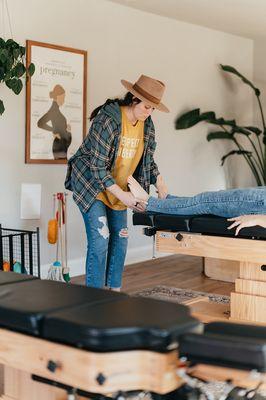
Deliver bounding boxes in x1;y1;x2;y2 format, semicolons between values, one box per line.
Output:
41;245;172;279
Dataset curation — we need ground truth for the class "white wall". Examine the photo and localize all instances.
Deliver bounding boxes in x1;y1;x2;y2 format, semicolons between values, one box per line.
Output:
0;0;254;276
254;40;266;156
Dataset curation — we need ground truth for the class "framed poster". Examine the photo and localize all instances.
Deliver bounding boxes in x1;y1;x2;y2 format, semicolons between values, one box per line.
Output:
26;40;87;164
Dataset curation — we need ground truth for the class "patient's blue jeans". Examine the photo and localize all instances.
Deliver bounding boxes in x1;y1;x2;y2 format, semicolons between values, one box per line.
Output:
147;187;266;217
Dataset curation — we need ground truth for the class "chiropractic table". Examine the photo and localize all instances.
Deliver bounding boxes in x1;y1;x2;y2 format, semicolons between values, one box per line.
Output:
0;272;266;399
133;212;266;325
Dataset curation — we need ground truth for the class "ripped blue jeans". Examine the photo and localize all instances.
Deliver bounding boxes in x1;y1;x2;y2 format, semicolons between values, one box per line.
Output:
80;200;128;289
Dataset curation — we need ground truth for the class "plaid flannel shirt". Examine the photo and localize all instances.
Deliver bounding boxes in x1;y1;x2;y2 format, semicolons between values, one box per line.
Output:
65;102;160;213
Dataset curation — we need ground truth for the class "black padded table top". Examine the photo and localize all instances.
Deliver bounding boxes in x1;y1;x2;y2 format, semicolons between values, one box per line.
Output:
43;297;199;352
205;321;266;340
179;322;266;372
0;278;265;368
0;271;37;285
0;278;200;352
133;212;266;239
0;279;127;335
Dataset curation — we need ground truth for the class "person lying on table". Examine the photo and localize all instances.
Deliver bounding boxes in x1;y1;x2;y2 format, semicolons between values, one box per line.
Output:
127;175;266;235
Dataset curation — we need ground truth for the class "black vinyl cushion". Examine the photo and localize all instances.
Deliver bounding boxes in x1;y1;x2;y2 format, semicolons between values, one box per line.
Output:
190;215;266;239
133;212;266;239
205;322;266;340
0;271;37;285
0;279;127;335
43;297;200;351
179;332;266;372
133;212;191;231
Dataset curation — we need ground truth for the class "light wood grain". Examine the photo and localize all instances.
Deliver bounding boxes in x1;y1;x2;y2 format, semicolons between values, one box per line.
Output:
188;298;230;323
0;328;180;395
3;367;66;400
235;278;266;296
231;292;266;323
240;262;266;281
156;232;266;263
204;257;240;283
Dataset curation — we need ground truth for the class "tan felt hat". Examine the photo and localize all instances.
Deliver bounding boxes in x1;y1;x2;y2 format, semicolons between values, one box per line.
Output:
121;74;169;113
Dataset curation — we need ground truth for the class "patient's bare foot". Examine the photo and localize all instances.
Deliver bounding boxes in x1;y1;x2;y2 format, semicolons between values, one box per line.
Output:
127;176;149;203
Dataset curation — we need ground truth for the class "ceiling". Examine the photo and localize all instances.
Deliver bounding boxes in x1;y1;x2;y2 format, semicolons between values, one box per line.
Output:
108;0;266;41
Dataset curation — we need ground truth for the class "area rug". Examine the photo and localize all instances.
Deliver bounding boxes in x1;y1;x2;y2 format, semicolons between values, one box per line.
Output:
133;285;230;304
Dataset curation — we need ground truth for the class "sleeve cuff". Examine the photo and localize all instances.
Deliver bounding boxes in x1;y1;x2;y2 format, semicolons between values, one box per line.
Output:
102;175;116;189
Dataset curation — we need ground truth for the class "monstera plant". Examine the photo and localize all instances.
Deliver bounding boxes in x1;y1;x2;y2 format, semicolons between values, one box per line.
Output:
175;64;266;186
0;38;35;115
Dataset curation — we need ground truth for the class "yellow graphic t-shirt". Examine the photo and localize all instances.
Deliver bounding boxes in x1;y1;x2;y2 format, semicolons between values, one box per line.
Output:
97;107;144;210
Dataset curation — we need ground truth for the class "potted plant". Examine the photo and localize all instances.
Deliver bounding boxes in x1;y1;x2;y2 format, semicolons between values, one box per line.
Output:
0;37;35;115
175;65;266;186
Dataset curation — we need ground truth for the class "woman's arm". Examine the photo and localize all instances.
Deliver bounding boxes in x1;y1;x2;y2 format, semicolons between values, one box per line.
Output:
227;215;266;235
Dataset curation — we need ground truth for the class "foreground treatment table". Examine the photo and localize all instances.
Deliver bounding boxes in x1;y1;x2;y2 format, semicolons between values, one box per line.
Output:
0;272;266;399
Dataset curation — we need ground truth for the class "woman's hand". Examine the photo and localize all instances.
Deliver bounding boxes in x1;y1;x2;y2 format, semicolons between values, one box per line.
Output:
156;175;168;199
107;184;146;211
227;214;266;235
121;192;147;211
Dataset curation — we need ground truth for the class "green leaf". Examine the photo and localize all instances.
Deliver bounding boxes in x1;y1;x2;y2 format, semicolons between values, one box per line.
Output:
0;99;4;115
5;78;14;89
19;46;25;56
11;78;23;95
13;48;20;59
175;108;215;129
3;70;12;81
28;63;35;76
220;64;260;96
244;126;262;136
5;57;13;71
5;78;23;94
0;49;8;63
207;131;233;141
221;150;252;166
0;67;5;81
209;117;236;127
231;126;252;136
0;38;5;48
5;39;19;49
13;62;26;78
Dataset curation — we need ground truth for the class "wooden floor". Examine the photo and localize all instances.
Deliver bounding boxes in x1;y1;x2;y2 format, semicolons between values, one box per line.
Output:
73;254;234;296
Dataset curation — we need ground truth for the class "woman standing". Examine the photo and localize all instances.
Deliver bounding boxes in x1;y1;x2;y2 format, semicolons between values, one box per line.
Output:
65;75;169;289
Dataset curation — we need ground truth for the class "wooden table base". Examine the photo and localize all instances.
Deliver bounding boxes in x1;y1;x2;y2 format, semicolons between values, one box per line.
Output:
156;231;266;325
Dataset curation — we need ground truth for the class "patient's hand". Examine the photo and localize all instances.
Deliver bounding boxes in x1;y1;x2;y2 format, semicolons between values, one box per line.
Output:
227;214;266;235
